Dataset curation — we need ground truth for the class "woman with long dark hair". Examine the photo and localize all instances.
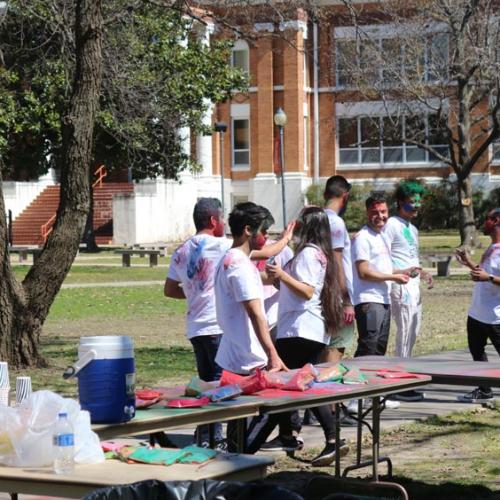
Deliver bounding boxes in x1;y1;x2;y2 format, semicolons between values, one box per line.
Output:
247;206;347;466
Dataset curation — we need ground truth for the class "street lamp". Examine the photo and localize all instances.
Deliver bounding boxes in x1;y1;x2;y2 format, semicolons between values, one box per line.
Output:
214;122;228;223
274;107;287;228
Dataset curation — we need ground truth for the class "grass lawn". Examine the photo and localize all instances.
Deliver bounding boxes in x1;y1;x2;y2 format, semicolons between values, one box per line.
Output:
268;403;500;499
6;232;499;497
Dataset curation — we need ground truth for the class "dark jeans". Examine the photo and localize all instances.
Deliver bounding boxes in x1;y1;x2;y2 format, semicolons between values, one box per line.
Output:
245;337;335;454
190;335;223;443
467;316;500;393
354;303;391;357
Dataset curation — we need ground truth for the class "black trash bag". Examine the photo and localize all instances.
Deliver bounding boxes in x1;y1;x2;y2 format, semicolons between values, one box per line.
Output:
83;478;304;500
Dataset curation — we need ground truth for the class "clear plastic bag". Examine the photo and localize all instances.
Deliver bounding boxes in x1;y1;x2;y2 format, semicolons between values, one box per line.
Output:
0;390;104;467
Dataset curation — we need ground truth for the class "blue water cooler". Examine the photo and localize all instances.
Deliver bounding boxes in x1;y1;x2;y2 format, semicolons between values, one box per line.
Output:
64;336;136;423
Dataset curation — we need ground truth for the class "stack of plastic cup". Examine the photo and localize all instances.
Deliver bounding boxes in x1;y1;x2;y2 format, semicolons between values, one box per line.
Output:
15;376;32;405
0;362;10;406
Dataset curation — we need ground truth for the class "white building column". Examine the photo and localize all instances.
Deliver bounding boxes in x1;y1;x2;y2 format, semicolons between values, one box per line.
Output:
196;22;215;177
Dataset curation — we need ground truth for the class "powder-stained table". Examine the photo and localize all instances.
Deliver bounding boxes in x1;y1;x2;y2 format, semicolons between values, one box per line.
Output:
254;374;431;481
92;397;261;442
344;356;500;387
0;452;273;499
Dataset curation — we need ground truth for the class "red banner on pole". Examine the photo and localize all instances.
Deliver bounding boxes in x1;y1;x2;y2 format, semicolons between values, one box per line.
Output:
273;134;282;176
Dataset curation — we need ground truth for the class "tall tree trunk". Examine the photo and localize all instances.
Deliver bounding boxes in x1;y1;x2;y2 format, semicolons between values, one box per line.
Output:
0;0;103;368
457;176;478;248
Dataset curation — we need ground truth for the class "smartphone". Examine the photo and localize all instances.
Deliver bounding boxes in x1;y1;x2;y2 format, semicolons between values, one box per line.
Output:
267;256;276;265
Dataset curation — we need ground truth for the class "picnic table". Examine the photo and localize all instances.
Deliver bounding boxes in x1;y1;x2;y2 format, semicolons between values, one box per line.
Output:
254;374;431;481
92;395;261;442
420;252;452;276
344;356;500;388
0;452;273;499
114;248;161;267
8;246;42;264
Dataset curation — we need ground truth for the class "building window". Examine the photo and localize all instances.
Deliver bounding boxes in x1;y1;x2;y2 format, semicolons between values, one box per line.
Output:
232;118;250;169
231;40;249;75
337;114;448;166
493;138;500;162
335;27;449;88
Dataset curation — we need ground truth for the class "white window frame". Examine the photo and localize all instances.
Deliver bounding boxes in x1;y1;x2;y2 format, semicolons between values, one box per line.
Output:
334;23;449;88
231;39;250;75
493;137;500;164
231;104;251;171
336;113;448;169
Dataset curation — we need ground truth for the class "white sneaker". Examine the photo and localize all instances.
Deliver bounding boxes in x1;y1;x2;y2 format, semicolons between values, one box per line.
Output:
346;399;360;414
383;398;400;409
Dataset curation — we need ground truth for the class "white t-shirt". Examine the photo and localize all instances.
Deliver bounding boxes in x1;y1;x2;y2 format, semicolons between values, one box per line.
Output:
167;234;232;339
351;225;393;305
254;244;294;328
383;216;420;269
276;245;330;345
384;215;421;305
214;248;268;374
325;208;354;303
468;243;500;325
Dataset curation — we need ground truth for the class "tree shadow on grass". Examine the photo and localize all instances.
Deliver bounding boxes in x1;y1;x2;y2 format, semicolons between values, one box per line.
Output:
264;471;500;499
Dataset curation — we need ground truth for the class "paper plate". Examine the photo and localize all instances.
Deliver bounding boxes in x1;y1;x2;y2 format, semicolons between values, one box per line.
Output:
166;397;210;408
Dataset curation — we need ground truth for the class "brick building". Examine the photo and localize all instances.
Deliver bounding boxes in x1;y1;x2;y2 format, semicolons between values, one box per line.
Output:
204;2;500;229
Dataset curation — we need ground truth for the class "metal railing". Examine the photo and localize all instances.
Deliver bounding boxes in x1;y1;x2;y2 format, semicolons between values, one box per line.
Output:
40;165;107;243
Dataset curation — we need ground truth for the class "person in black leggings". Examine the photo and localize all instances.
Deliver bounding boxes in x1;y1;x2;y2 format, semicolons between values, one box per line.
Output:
246;207;348;466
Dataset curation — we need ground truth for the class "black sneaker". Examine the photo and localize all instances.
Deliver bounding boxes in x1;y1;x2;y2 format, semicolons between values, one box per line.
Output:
260;435;304;452
311;439;349;467
389;390;425;402
457;388;494;404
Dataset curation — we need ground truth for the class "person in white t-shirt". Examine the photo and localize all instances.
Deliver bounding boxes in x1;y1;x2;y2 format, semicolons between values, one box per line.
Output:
165;198;228;446
383;181;433;402
455;208;500;403
323;175;355;360
352;193;410;358
214;202;288;374
165;198;291;447
248;207;348;466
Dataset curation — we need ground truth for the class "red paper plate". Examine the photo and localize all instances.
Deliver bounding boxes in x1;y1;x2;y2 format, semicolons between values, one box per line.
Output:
136;389;162;400
166;397;210;408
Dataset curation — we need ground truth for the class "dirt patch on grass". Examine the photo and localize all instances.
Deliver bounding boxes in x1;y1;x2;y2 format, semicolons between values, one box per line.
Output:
43;315;190;349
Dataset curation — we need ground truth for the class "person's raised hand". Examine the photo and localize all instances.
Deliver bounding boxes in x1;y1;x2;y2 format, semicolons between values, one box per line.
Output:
393;273;410;284
282;220;296;243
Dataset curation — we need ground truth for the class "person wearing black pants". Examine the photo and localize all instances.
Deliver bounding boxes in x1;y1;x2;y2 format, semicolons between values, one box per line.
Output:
248;207;348;466
456;208;500;403
351;194;410;359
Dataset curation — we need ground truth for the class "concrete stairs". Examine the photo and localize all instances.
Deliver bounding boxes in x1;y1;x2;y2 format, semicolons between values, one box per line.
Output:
11;183;134;246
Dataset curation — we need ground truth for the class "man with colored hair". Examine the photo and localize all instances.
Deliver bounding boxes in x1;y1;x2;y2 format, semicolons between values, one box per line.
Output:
383;181;433;402
455;208;500;403
352;193;410;358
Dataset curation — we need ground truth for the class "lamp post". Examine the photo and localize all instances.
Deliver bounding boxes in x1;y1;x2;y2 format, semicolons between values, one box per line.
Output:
274;107;287;228
214;122;228;222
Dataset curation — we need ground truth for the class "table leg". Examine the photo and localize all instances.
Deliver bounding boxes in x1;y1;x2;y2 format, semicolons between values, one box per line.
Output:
149;253;158;267
356;399;363;465
372;396;380;481
208;423;215;449
122;254;131;267
334;403;341;478
235;418;247;453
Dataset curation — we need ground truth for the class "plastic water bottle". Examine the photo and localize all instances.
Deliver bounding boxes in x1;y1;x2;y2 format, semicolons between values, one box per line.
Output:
53;412;75;474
